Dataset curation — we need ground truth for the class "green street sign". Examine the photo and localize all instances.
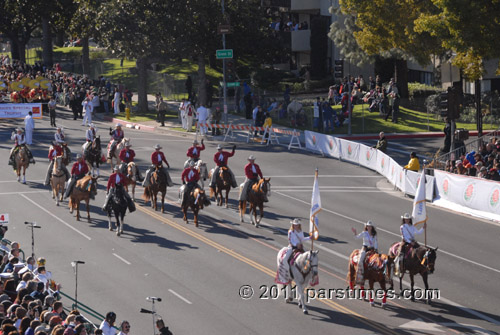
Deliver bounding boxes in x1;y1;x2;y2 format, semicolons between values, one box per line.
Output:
216;49;233;59
227;82;240;87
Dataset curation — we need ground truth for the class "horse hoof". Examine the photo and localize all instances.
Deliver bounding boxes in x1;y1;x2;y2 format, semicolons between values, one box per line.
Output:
116;230;120;236
381;303;387;309
285;298;292;304
225;204;228;208
56;202;59;206
426;299;432;305
370;301;375;307
303;310;308;315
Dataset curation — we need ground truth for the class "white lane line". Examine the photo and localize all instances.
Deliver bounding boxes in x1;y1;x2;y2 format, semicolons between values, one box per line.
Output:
274;191;500;275
168;289;192;304
0;179;44;183
112;253;131;265
20;194;92;241
271;186;388;189
0;191;47;195
275;190;399;193
234;175;381;178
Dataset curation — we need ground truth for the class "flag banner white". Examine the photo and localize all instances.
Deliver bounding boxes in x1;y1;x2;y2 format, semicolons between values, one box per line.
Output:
310;171;321;240
0;103;43;119
376;151;391;177
412;169;428;225
405;170;435;201
338;139;360;163
387;158;404;188
305;131;340;158
434;170;500;215
358;144;378;171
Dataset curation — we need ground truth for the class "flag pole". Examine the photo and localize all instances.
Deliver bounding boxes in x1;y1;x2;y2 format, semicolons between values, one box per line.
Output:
423;162;427;247
311;168;318;251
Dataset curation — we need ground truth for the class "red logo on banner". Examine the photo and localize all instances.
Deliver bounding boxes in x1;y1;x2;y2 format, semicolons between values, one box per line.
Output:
443;179;449;196
32;106;40;115
329;139;334;150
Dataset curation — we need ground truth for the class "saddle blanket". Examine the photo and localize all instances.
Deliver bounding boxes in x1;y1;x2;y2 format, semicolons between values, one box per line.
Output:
275;247;319;286
352;252;385;271
390;242;413;258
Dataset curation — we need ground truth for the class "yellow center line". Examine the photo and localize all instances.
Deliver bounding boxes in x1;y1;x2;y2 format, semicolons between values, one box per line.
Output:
137;205;400;335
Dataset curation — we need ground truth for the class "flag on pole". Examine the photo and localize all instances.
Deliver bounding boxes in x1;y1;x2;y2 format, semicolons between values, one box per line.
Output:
412;169;428;225
310;169;321;240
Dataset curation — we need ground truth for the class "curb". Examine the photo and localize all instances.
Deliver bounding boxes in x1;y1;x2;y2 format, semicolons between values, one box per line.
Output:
102;115;156;132
339;130;487;141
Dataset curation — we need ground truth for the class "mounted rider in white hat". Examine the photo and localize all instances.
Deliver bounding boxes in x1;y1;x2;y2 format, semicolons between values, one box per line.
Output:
9;128;35;167
351;220;378;284
394;213;426;276
184;138;205;168
102;164;134;213
209;144;238;189
239;155;268;202
107;123;124;159
143;144;174;188
83;123;97;156
282;218;311;269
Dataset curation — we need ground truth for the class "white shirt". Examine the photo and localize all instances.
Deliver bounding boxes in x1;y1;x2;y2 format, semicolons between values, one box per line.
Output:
252;107;259;121
218;153;224;161
355;231;378;249
92;94;100;107
157;153;162;163
188;170;194;179
100;320;116;335
24;114;34;130
197;106;208;121
16;280;27;292
54;132;65;144
82;100;93;114
11;133;25;145
86;128;96;141
288;229;311;248
114;92;120;102
116;174;120;183
251;164;257;173
313;102;320;118
48;100;57;110
400;223;424;243
192;148;198;155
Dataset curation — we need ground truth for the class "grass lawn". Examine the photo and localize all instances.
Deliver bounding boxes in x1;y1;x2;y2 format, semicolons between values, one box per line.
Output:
115;109;178;122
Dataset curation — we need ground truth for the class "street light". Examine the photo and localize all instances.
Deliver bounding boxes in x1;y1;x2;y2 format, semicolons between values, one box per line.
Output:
71;261;85;309
24;221;41;258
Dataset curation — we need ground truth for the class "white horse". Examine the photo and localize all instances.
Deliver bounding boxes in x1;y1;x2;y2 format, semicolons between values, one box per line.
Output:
108;138;129;170
276;249;319;314
195;160;208;189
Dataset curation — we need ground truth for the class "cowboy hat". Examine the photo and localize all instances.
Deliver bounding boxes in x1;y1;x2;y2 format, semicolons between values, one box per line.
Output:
76;154;82;159
365;220;374;227
291;218;301;225
125;142;132;147
15;128;22;132
115;123;122;127
154;144;162;150
401;213;411;219
89;123;95;128
248;155;256;161
189;160;196;167
217;144;222;150
113;165;120;171
193;139;199;144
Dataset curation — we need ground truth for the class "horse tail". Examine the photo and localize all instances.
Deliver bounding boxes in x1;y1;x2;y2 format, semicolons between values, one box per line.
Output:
347;250;357;287
142;186;151;202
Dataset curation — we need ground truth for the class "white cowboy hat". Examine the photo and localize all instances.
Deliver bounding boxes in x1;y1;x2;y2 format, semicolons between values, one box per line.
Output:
217;144;223;150
76;154;82;159
15;128;22;132
248;155;256;161
113;165;120;171
401;213;411;219
56;127;62;130
291;218;301;225
189;160;196;167
365;220;374;227
193;139;199;144
154;144;162;150
89;123;95;128
125;142;132;147
115;123;122;127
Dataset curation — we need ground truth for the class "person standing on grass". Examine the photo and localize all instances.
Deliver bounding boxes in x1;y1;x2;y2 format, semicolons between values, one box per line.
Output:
157;96;168;127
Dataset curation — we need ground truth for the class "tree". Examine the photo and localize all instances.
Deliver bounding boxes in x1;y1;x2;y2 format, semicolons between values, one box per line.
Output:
415;0;500;80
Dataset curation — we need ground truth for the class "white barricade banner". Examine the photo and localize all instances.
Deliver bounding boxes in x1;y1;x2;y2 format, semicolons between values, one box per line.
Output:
405;170;435;201
376;151;391;177
305;131;340;158
0;103;43;119
338;139;360;163
358;145;378;171
434;170;500;214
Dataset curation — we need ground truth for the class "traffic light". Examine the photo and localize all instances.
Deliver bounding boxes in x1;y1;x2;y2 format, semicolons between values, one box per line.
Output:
448;86;461;119
439;90;449;117
334;60;344;79
225;59;235;83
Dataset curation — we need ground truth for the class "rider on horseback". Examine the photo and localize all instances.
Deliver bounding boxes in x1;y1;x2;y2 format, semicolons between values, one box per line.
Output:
143;144;174;187
9;128;35;167
284;219;310;267
54;127;66;144
239;155;268;202
395;213;426;276
185;139;205;167
83;124;97;158
108;123;124;159
351;220;378;284
119;142;144;182
180;160;203;207
44;141;70;186
102;165;134;211
209;144;238;188
64;154;89;199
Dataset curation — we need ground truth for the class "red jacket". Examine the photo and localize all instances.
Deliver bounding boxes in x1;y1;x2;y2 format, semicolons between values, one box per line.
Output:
119;149;135;163
213;150;234;167
244;163;263;179
181;167;200;183
107;172;126;191
186;143;205;159
151;151;169;167
71;161;89;176
48;146;63;160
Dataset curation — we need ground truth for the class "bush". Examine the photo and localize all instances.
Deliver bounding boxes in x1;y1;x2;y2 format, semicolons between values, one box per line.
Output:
89;50;112;60
251;67;287;90
408;82;441;99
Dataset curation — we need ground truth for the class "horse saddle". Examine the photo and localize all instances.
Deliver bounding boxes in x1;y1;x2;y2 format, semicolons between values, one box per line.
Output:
367;254;385;271
289;249;303;267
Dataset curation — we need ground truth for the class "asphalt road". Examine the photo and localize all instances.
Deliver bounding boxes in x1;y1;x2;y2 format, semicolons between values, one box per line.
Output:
0;107;499;335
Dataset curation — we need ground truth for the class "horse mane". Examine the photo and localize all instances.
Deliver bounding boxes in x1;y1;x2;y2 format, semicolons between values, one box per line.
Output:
76;175;92;189
251;179;265;192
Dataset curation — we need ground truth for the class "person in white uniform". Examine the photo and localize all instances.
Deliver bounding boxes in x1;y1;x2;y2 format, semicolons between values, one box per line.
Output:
24;111;35;145
351;220;378;284
395;212;426;276
113;88;121;115
82;97;93;126
283;219;311;266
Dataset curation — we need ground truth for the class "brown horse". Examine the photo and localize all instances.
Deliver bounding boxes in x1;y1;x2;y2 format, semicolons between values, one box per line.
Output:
61;143;72;166
124;162;137;201
68;175;98;222
14;146;29;184
239;178;271;227
142;166;167;212
388;242;438;304
209;167;231;208
182;186;210;227
347;249;392;307
50;155;66;206
107;138;129;170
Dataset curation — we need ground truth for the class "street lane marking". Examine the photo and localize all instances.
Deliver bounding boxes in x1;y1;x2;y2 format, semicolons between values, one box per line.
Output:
276;190;398;193
0;179;44;183
235;175;381;178
20;194;92;241
136;205;399;335
168;289;192;305
113;253;131;265
0;191;47;195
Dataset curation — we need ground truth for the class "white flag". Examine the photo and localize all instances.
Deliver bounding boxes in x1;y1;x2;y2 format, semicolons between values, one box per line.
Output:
310;170;321;240
412;169;427;225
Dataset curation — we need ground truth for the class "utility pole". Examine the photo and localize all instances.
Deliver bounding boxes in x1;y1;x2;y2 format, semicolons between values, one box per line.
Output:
222;0;228;124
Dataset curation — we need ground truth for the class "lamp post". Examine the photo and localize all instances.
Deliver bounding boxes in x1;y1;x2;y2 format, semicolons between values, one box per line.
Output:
24;221;41;258
71;261;85;309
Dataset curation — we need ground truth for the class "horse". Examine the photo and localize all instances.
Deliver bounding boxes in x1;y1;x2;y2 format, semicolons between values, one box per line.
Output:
14;145;29;184
142;166;167;212
107;137;129;170
239;178;271;227
68;175;98;222
181;186;210;227
195;160;208;189
85;136;103;176
276;249;319;314
388;242;438;304
347;249;393;307
209;166;231;208
105;184;128;236
61;143;72;166
50;155;66;206
124;162;138;201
